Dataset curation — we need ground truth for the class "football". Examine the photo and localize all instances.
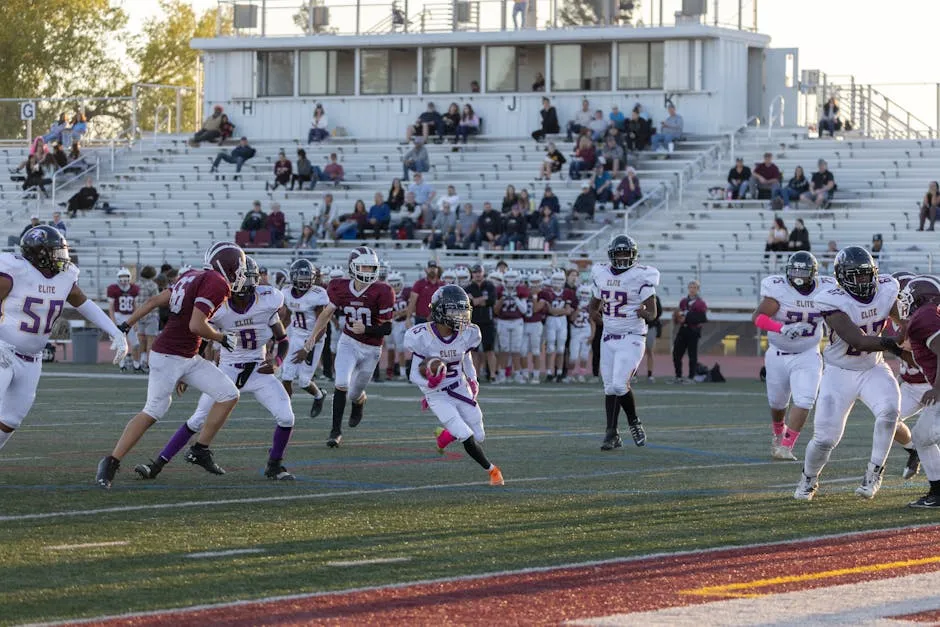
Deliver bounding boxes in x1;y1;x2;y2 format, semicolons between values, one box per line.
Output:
419;357;445;379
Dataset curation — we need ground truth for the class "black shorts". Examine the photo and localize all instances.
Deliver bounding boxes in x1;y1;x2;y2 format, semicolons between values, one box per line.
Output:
477;322;496;352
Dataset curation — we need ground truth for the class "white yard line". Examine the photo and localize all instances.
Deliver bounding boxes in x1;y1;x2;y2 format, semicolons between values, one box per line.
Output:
327;557;412;567
185;548;266;559
44;541;129;551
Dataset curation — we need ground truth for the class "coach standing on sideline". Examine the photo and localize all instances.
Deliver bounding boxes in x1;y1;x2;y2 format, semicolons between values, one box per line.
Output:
467;264;498;382
407;260;442;325
672;279;707;383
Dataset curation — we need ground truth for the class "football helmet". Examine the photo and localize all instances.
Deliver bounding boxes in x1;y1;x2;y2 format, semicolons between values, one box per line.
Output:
489;270;504;287
21;225;70;275
503;269;521;289
456;267;470;288
892;271;916;291
550;270;566;291
528;272;544;290
430;285;472;332
898;275;940;319
117;267;132;290
289;259;317;292
442;268;457;285
272;269;289;289
234;256;260;297
785;251;818;292
348;246;380;284
834;246;877;302
607;234;638;270
577;284;593;304
329;266;346;280
378;260;390;282
387;271;404;291
205;242;248;293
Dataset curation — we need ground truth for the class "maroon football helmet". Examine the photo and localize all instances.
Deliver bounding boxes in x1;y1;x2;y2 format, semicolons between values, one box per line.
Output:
898;275;940;319
204;242;247;292
892;271;916;291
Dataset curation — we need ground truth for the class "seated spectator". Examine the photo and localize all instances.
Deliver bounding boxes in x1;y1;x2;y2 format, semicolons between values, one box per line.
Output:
20;216;41;239
439;184;460;214
518;188;538;227
566;99;593;142
266;151;292;191
405;102;444;144
393;191;420;239
313;152;345;186
608;105;625;132
821;240;839;270
427;200;457;249
296;224;317;250
455;104;480;144
650;104;683;152
613;166;642;209
335;199;368;240
291;148;313;190
781;165;809;208
191;105;224;145
819;97;840;138
43;114;68;145
601;136;624;174
920;181;940;231
29;136;49;160
218;114;235;144
625;106;650;152
407;172;436;224
241;200;267;242
591;164;614;206
501;184;519;214
387;177;405;211
402;138;430;181
726;158;751;199
588;110;608;141
750;152;782;201
531;97;560;143
50;211;66;234
478;201;503;249
801;159;836;208
539;141;566;180
442;103;460;139
572;182;596;221
308;104;329;143
568;135;596;180
267;202;287;247
532;71;545;92
870;233;887;268
788;218;810;252
764;217;789;258
499;204;528;250
539;186;560;215
470;80;481;93
363;192;391;238
538;205;560;250
63;177;98;217
67;112;87;145
62;141;90;174
210;137;256;179
12;154;49;196
50;143;68;170
457;202;480;249
318;193;339;238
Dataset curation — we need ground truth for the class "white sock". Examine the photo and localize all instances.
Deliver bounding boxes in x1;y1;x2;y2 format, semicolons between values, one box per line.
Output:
133;360;140;369
0;430;12;451
314;390;324;400
802;438;831;478
141;351;149;366
903;442;915;451
522;369;529;377
871;413;898;468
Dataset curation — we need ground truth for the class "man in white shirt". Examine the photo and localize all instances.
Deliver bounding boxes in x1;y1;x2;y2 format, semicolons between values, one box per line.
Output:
566;99;593;142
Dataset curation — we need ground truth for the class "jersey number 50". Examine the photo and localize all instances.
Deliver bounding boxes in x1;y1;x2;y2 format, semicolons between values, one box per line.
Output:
20;297;64;334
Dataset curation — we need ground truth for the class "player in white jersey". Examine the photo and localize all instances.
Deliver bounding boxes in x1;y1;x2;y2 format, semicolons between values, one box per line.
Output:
385;271;411;380
134;258;298;480
404;285;504;486
279;259;328;417
794;246;906;501
588;235;660;451
753;252;836;461
0;226;127;452
569;284;594;382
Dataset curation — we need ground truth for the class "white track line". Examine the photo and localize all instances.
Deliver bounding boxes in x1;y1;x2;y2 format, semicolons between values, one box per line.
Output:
185;549;265;559
25;522;940;627
44;541;129;551
327;557;412;567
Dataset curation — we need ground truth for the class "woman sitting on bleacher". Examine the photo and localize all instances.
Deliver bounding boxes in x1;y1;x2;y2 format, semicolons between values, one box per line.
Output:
12;154;49;196
538;142;566;180
919;181;940;231
442;103;460;140
267;151;292;191
781;165;809;209
455;104;480;144
568;136;596;180
218;114;235;144
308;104;329;143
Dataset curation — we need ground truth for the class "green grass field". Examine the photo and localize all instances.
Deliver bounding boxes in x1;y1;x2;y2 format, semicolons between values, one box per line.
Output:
0;366;933;625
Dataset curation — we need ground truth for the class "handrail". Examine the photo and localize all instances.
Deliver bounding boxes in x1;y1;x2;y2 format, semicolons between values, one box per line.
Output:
768;95;785;139
729;115;760;164
50;156;99;207
154;105;172;146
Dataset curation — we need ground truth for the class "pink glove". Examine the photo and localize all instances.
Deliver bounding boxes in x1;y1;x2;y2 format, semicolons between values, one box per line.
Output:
426;369;445;389
468;379;479;399
420;397;430;411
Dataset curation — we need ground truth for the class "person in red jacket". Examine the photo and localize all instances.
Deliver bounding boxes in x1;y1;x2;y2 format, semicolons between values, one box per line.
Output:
672;279;708;383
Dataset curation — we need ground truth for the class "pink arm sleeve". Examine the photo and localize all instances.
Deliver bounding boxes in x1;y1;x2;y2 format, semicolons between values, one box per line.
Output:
754;313;784;333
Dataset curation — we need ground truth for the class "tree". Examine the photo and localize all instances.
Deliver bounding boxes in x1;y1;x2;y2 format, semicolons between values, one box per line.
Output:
292;0;337;35
558;0;638;27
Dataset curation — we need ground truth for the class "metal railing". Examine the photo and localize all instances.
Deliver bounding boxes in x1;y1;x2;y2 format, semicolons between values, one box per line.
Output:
767;95;785;139
50;157;100;208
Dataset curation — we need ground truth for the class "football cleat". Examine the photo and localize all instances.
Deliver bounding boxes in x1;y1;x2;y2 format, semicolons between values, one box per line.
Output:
435;426;447;455
265;459;295;481
772;445;798;461
310;395;324;419
794;473;818;500
95;455;120;489
488;466;505;486
348;393;366;427
327;431;343;448
600;432;621;451
908;492;940;509
134;458;166;480
855;463;884;499
903;448;921;479
184;446;226;475
513;373;526;384
134;366;145;375
530;375;541;385
647;375;655;383
629;422;646;447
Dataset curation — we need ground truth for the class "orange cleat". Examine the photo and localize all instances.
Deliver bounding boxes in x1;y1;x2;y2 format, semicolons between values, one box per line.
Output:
488;466;504;486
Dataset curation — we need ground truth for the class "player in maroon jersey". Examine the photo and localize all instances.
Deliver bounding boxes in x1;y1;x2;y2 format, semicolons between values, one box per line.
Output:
540;270;578;382
385;271;411;380
493;269;527;383
107;268;143;372
95;243;248;489
306;246;394;447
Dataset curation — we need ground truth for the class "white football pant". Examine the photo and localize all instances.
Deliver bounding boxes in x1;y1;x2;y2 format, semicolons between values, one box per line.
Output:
764;348;822;411
600;334;645;396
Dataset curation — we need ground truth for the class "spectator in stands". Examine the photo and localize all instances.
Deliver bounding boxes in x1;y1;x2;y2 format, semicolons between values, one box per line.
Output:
625;106;649;152
20;215;41;238
572;182;596;221
455;104;480;144
518;188;538;227
191;105;224;145
364;192;391;238
608;105;626;132
291;148;313;190
308;104;330;143
210;137;255;179
394;191;420;239
218;114;235;144
266;151;292;191
870;233;887;268
478;201;503;249
405;102;444;144
650;104;683;152
317;193;338;238
314;152;345;186
50;211;66;234
588;110;608;141
726;158;751;199
672;280;707;383
539;185;560;216
407;171;436;223
470;80;481;93
442;103;460;140
788;218;810;252
63;177;98;217
51;143;68;170
532;97;560;143
764;217;789;259
820;240;839;270
750;152;782;201
539;141;566;180
427;200;457;249
267;202;286;247
500;204;528;250
568;135;596;180
532;72;545;91
538;204;560;250
782;165;809;208
335;199;368;240
457;202;480;249
566;99;593;142
62;142;89;174
29;136;50;162
241;201;267;243
402;138;430;181
296;224;316;250
601;135;624;174
919;181;939;231
67;112;87;144
613;166;642;209
501;184;519;214
819;97;840;137
43;114;68;144
512;0;527;29
802;159;836;208
13;154;49;196
387;178;405;211
591;164;614;207
439;184;460;214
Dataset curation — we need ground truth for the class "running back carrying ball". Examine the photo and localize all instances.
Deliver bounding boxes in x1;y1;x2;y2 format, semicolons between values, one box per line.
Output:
420;357;445;379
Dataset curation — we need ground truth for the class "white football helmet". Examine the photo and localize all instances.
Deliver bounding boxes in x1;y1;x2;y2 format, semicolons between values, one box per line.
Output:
456;267;470;288
503;269;521;289
348;246;380;284
489;270;504;287
577;284;593;305
550;270;566;291
528;271;544;290
329;266;346;280
387;271;404;291
117;267;132;290
442;268;457;285
378;260;390;282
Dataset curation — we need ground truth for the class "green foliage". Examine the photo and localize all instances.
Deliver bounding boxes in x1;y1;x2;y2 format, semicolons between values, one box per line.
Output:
292;0;337;35
559;0;638;27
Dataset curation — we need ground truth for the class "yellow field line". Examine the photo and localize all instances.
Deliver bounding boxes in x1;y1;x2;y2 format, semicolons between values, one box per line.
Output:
681;554;940;597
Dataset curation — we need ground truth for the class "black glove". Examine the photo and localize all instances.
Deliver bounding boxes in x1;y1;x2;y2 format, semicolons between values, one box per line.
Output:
117;322;131;334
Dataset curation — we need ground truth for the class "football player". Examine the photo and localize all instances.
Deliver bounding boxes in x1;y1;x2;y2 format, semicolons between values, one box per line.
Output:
279;259;327;418
794;246;905;501
108;267;142;372
327;266;346;376
0;226;127;453
404;285;504;486
96;242;247;489
752;251;835;461
494;269;527;384
135;257;297;481
521;271;546;384
441;268;458;285
385;271;411;380
136;265;161;373
588;234;660;450
543;270;577;383
271;269;289;290
569;284;594;382
306;246;394;447
456;267;471;289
